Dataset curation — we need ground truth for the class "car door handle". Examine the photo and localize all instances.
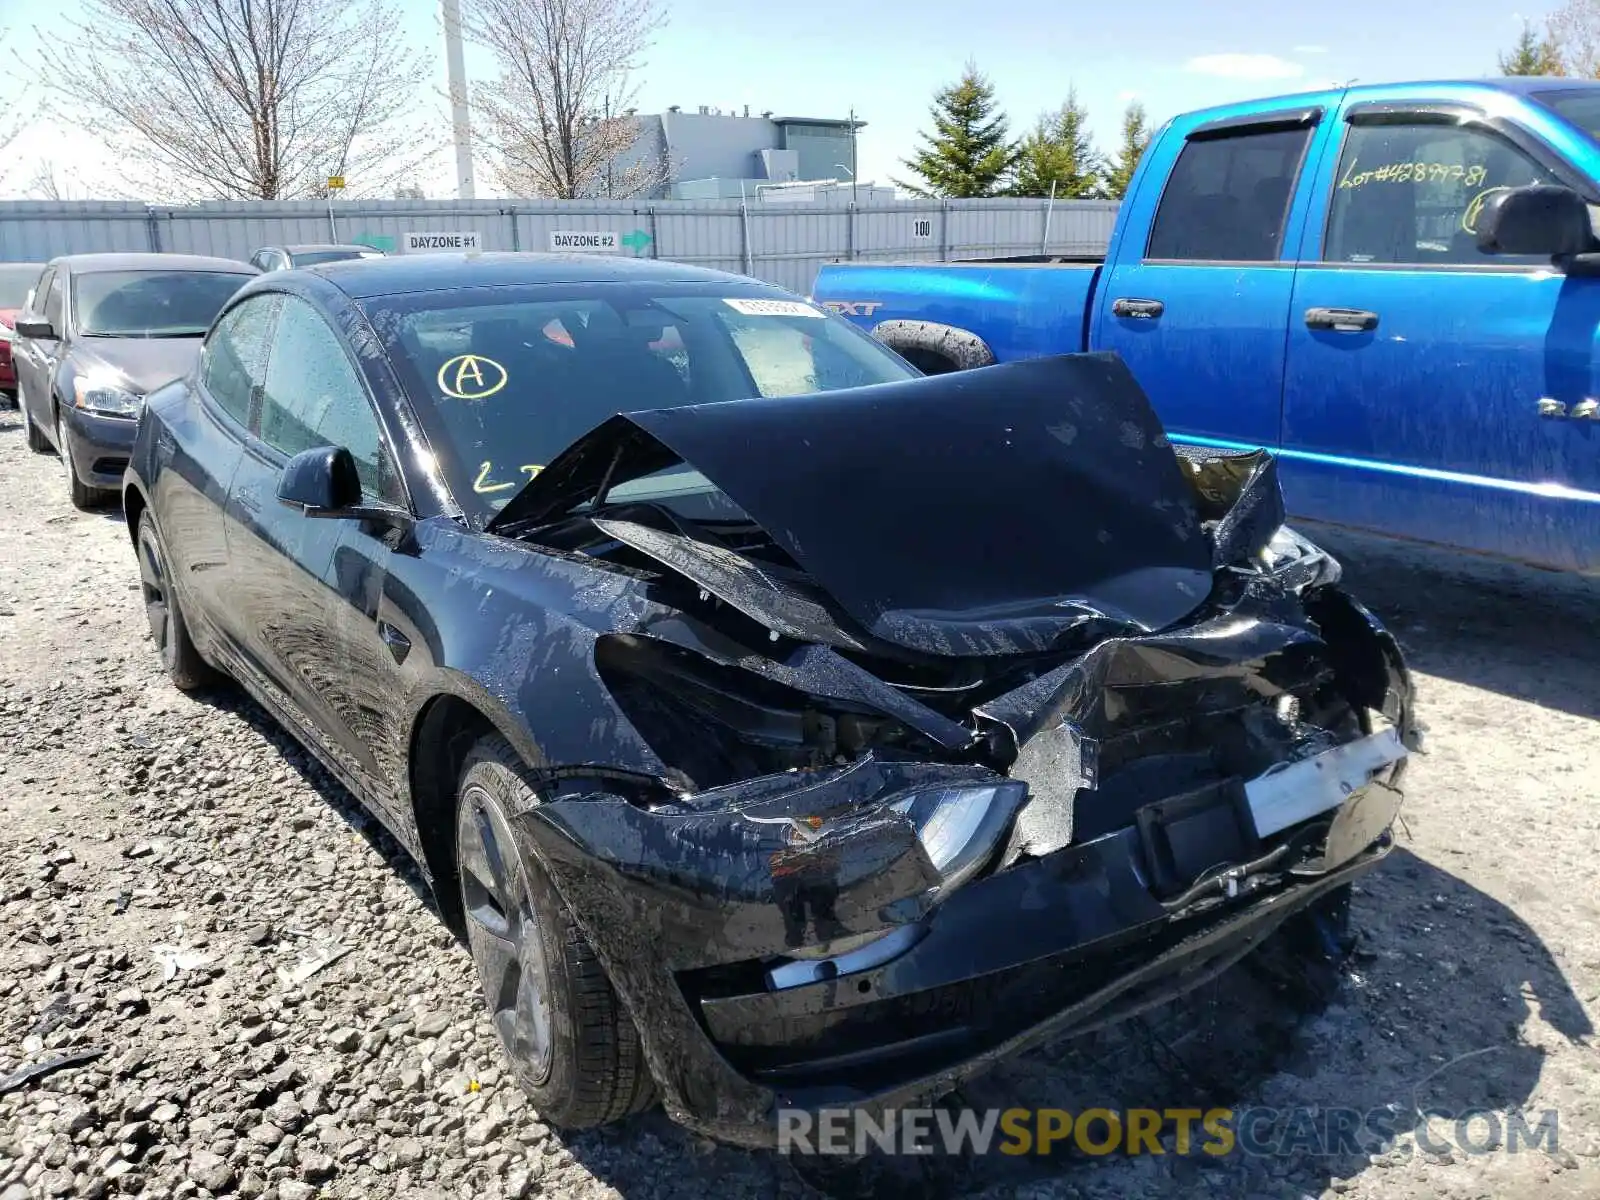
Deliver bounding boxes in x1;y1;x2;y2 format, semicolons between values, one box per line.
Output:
1112;297;1165;319
1305;307;1379;332
377;621;411;664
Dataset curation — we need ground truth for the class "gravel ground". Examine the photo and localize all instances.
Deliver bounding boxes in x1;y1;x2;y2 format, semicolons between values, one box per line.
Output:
2;399;1598;1200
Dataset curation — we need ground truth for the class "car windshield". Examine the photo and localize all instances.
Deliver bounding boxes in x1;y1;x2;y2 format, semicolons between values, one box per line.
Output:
1534;87;1600;144
74;270;253;337
362;283;918;522
292;249;383;266
0;264;39;309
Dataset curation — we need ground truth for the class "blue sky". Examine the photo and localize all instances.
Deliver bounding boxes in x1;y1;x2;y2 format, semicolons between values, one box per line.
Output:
0;0;1557;196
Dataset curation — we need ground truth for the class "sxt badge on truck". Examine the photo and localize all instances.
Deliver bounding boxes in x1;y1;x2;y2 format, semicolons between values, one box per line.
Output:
820;300;883;317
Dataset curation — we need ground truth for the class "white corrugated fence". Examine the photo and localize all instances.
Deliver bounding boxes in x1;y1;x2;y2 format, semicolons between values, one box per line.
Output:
0;196;1119;294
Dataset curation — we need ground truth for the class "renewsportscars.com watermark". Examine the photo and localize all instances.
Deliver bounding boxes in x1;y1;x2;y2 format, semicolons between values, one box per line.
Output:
777;1106;1561;1158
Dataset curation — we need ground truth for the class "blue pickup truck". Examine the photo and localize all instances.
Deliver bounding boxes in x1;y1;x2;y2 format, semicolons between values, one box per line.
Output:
813;78;1600;575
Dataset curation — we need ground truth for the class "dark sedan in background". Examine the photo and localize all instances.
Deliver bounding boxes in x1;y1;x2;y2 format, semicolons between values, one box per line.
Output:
122;253;1416;1148
0;260;45;400
12;252;257;508
248;243;386;272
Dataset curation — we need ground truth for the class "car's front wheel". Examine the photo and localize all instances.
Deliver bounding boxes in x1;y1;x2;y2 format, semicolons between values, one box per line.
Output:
454;734;655;1128
136;510;215;691
58;412;116;509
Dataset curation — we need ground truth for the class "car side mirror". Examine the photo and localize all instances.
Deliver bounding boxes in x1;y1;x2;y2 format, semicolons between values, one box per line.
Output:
277;445;365;514
1475;184;1596;258
15;317;57;340
277;445;413;527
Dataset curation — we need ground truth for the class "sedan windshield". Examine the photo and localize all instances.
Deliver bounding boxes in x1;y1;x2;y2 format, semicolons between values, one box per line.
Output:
363;284;918;521
0;264;39;309
74;270;253;338
292;249;384;267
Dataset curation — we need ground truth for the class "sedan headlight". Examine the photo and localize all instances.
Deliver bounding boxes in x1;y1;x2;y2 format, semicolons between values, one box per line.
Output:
765;779;1027;990
890;779;1027;893
74;378;143;417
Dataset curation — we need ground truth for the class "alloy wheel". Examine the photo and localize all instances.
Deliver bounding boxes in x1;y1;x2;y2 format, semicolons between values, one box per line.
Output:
457;786;555;1084
136;524;173;664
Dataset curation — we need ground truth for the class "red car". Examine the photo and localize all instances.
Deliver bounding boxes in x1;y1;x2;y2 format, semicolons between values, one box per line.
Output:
0;262;45;398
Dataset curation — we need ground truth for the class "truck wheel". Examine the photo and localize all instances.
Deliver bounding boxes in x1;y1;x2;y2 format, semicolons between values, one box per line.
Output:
18;382;49;453
136;511;216;691
455;734;655;1128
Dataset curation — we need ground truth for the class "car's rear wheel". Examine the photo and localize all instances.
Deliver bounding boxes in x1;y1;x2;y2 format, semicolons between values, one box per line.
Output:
136;511;215;691
58;411;115;509
18;382;49;453
454;734;655;1128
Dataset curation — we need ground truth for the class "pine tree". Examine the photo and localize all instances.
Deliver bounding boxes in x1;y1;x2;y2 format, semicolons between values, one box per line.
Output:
896;63;1017;198
1102;101;1152;201
1499;20;1566;75
1010;89;1102;198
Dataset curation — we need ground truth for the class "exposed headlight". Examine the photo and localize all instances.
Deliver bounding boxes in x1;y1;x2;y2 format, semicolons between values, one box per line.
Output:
74;379;143;417
764;779;1026;991
890;780;1027;893
1259;524;1340;584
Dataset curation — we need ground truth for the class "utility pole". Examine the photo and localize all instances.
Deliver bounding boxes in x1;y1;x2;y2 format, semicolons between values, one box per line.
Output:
441;0;476;199
849;107;858;206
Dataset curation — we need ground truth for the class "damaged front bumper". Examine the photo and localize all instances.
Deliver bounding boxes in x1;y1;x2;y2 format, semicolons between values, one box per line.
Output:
516;701;1410;1149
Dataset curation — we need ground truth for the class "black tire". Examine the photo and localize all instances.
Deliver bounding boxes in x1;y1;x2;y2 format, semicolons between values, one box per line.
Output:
136;511;215;691
455;734;655;1129
57;411;116;509
18;382;49;453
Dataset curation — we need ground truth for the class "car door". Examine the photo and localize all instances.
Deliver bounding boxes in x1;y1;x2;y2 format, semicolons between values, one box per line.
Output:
12;266;52;412
222;293;410;814
1091;107;1327;447
18;269;65;434
161;293;283;656
1282;100;1600;572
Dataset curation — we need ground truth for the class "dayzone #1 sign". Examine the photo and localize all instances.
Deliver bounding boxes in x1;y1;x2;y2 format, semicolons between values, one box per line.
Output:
549;230;619;252
404;231;482;253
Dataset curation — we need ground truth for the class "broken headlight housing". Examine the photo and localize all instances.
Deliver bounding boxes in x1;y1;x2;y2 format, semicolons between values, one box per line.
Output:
1259;524;1341;587
766;779;1027;990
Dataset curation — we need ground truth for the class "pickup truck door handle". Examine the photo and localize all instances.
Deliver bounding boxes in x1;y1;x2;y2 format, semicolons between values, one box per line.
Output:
1305;307;1380;333
1112;297;1165;319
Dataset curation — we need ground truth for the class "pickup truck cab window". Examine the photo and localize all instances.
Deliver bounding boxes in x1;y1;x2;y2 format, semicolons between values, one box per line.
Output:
1146;125;1313;262
1325;122;1558;266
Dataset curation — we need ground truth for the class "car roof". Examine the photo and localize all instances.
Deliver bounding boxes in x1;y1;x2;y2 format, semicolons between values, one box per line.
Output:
47;252;254;274
312;251;772;300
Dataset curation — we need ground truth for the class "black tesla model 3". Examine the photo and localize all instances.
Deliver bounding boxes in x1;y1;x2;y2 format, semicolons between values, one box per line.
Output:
122;253;1416;1148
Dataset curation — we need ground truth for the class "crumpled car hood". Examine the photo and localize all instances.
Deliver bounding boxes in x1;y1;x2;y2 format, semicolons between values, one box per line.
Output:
490;353;1217;655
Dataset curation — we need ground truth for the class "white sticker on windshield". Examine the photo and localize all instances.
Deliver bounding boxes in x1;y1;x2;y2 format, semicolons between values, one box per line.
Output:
722;298;826;319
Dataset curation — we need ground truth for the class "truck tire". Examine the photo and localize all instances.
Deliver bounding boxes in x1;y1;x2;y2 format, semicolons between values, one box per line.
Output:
455;734;656;1129
871;319;996;375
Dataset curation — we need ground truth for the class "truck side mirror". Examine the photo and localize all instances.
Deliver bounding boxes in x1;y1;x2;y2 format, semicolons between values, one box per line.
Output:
1475;184;1595;258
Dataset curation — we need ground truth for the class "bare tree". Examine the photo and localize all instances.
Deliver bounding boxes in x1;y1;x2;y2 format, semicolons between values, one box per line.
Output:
42;0;438;201
1549;0;1600;75
463;0;673;199
25;160;79;202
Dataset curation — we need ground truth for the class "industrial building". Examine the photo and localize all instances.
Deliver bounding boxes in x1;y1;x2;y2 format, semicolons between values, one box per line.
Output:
613;107;894;201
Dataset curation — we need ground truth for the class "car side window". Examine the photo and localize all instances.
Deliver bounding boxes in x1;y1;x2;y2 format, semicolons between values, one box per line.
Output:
201;294;281;427
43;272;65;331
1146;125;1313;262
28;269;54;320
1324;121;1560;266
258;296;403;506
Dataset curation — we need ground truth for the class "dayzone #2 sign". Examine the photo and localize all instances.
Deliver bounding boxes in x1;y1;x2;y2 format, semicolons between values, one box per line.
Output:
404;231;482;253
549;230;619;252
